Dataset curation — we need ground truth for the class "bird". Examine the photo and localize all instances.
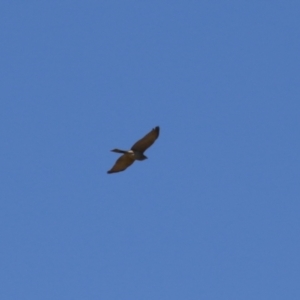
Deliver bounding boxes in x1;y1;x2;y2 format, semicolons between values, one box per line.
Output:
107;126;160;174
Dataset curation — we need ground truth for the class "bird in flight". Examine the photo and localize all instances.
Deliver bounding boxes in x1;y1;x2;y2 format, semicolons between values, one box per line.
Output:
107;126;160;174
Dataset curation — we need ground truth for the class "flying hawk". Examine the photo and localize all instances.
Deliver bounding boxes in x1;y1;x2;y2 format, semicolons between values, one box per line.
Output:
107;126;160;174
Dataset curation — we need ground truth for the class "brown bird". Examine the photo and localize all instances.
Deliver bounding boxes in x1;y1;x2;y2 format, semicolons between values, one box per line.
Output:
107;126;160;174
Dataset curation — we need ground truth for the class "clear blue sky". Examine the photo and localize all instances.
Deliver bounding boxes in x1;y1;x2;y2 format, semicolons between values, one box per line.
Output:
1;1;299;299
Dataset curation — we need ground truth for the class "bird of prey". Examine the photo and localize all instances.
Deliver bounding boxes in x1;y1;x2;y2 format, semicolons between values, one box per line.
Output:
107;126;160;174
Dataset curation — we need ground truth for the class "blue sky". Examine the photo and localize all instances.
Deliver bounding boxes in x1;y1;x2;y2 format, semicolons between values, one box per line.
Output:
1;1;299;299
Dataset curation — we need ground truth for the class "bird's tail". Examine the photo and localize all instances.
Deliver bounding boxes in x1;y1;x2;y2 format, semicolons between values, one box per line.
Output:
111;149;128;154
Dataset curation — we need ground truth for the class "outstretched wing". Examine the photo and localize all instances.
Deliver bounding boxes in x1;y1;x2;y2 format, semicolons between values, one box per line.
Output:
107;153;135;174
131;126;160;153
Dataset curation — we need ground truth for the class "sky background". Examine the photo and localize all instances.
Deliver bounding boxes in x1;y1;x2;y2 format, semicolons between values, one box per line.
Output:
1;1;300;299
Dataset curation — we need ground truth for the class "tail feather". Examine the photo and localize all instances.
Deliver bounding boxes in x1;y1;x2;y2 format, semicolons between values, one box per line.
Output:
111;149;127;154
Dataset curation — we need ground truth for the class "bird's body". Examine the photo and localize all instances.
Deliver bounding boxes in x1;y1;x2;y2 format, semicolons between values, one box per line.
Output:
107;126;160;174
111;149;147;160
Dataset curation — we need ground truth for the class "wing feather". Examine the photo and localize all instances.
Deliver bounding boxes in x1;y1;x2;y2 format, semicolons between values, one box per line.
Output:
131;126;160;153
107;153;135;174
